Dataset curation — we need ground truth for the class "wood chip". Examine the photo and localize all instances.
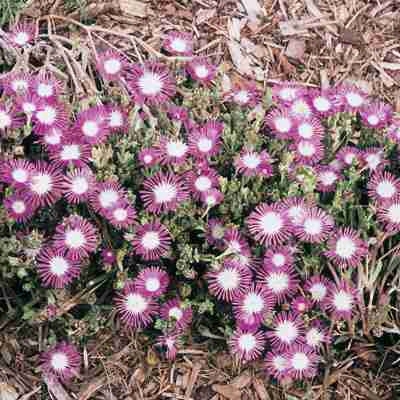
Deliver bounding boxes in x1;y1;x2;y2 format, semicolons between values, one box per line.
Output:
228;41;253;76
339;28;365;47
212;384;241;400
119;0;151;18
184;363;202;400
44;374;73;400
240;0;263;22
252;378;271;400
231;372;251;389
285;39;306;61
196;8;217;25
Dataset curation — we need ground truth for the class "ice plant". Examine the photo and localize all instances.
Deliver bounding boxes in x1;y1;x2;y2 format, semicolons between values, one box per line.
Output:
96;50;125;81
33;102;68;135
226;83;261;108
134;267;170;297
263;246;294;271
115;281;159;329
186;57;216;84
280;197;315;226
138;148;160;167
0;159;34;188
229;329;266;362
188;122;223;159
186;167;219;200
3;192;36;223
105;200;136;229
7;22;36;47
266;312;304;350
316;167;341;193
305;321;330;350
157;137;189;165
360;101;392;129
292;118;325;141
0;104;22;132
48;140;91;168
377;197;400;233
205;218;226;248
90;180;125;216
156;333;181;360
291;296;311;314
292;139;324;166
40;342;80;383
163;31;193;56
325;280;358;320
265;351;290;382
286;345;319;380
309;89;337;116
338;84;368;112
73;106;109;145
223;227;251;257
235;149;273;177
106;105;128;133
368;171;400;203
265;108;294;139
1;72;32;95
101;248;116;265
304;275;332;305
288;97;313;119
160;298;193;331
62;168;95;204
272;82;302;104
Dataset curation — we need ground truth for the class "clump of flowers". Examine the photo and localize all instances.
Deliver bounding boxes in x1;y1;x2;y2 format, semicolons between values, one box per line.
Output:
1;22;400;392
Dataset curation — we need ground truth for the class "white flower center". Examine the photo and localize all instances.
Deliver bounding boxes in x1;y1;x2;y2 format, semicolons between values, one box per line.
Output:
306;328;323;347
388;203;400;223
141;231;160;250
44;130;62;145
99;189;119;209
170;38;187;53
272;253;285;267
242;153;261;169
49;256;70;276
344;153;356;165
298;122;314;139
51;352;69;371
71;176;89;195
65;229;86;249
0;111;11;129
291;100;311;117
37;83;54;98
126;293;147;314
320;171;337;185
166;140;188;157
333;290;353;311
31;173;52;195
276;320;298;343
154;183;177;203
367;115;379;126
14;32;30;46
266;272;289;293
36;106;56;125
238;333;256;351
12;79;28;92
195;176;212;192
82;121;99;137
109;111;123;127
291;352;310;371
259;212;282;234
212;225;224;239
169;307;183;320
335;236;356;259
103;58;121;75
12;200;26;214
313;96;330;112
197;137;213;152
217;268;240;290
303;218;322;235
243;293;264;314
113;208;128;221
234;90;250;104
376;181;396;198
288;205;305;224
138;72;163;96
194;65;209;79
346;92;364;107
309;283;327;301
274;117;291;133
298;141;316;157
22;101;36;114
12;168;28;183
60;144;81;161
366;154;381;170
143;155;153;164
272;355;288;371
145;277;161;292
279;88;297;101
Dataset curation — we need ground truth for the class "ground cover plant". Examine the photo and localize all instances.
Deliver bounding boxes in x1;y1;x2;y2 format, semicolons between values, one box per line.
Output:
0;16;400;399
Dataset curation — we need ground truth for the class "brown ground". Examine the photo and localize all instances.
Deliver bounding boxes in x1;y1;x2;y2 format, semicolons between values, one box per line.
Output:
1;0;400;399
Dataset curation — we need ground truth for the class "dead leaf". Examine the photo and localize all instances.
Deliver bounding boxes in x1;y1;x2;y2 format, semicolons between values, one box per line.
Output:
240;0;263;23
252;378;271;400
227;18;243;42
44;374;73;400
231;372;251;389
285;39;306;61
0;383;18;400
118;0;150;18
212;384;241;400
279;19;310;36
339;28;365;47
228;41;253;76
196;8;217;25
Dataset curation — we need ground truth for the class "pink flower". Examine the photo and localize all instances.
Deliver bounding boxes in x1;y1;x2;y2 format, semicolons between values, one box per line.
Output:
138;148;160;167
305;321;330;350
62;168;95;204
105;200;136;229
186;57;216;84
292;117;325;141
167;104;189;122
263;246;294;271
362;147;387;172
89;180;125;216
246;203;292;246
0;103;23;132
316;166;341;193
53;215;98;260
133;267;170;297
205;218;226;248
163;31;193;56
188;121;223;159
15;91;41;116
140;172;189;214
73;105;109;145
40;342;80;383
115;281;159;329
156;333;181;360
7;22;37;47
186;167;219;200
386;119;400;144
101;248;116;264
266;312;304;350
96;50;126;81
265;108;294;139
229;328;266;362
377;197;400;233
309;89;337;116
0;158;34;189
131;221;172;260
160;298;192;331
225;83;261;107
265;351;290;382
37;127;64;149
48;139;91;169
223;227;251;257
288;97;314;119
336;146;361;167
368;171;400;203
304;275;332;305
156;136;189;166
3;192;37;223
325;227;368;268
105;105;128;134
360;101;392;129
285;345;319;380
32;74;63;101
235;149;273;177
272;82;303;104
1;72;32;95
291;296;312;314
292;139;324;166
33;101;69;135
206;260;252;302
201;188;224;207
324;280;359;320
127;62;176;105
280;196;316;226
337;84;369;112
36;247;81;288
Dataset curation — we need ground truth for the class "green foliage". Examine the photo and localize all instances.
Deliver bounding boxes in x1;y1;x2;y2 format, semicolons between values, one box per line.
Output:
0;0;26;26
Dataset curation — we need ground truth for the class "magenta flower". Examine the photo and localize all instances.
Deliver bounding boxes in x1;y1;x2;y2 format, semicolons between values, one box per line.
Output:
309;89;337;116
294;206;334;243
15;91;41;116
229;328;266;362
288;97;313;119
157;136;189;166
131;221;171;260
266;312;304;350
223;227;251;257
226;83;261;107
0;103;23;132
25;162;64;208
186;167;219;200
280;196;315;226
291;296;312;314
36;247;81;288
362;147;387;172
101;248;116;264
7;22;36;47
235;149;273;177
305;321;330;350
264;351;290;382
163;31;193;56
324;280;359;320
96;50;126;81
246;203;292;246
62;168;95;204
140;171;189;214
286;345;319;380
48;140;91;169
167;104;189;122
205;218;226;248
272;82;303;104
186;57;216;84
138;148;160;167
188;122;223;159
127;62;176;105
233;284;273;330
206;260;252;302
32;74;63;101
336;146;361;167
115;281;159;329
292;117;324;141
156;333;181;360
325;227;367;268
263;246;294;271
337;84;368;112
360;101;392;129
37;127;64;149
265;108;294;139
1;72;32;95
53;215;98;260
387;119;400;144
256;268;299;304
33;102;69;135
377;197;400;233
316;166;341;193
105;200;136;229
368;171;400;203
134;267;170;297
0;158;34;189
292;139;324;166
304;275;332;305
105;105;128;134
40;342;80;383
201;188;224;208
160;298;192;331
90;180;125;216
3;192;36;223
73;105;109;145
